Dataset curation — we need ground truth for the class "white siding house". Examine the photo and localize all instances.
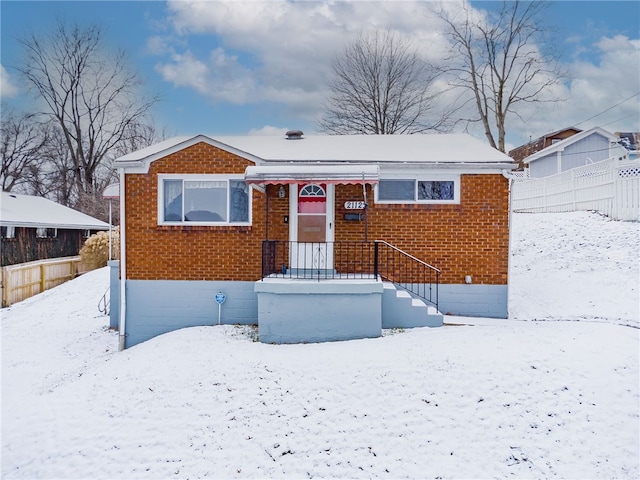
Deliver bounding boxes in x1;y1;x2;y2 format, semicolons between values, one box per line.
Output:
524;127;627;178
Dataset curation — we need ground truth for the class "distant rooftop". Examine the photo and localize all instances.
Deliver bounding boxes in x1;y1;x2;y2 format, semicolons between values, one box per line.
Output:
1;192;110;229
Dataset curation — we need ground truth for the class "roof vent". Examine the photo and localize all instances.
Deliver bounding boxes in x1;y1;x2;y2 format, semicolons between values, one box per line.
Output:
285;130;304;140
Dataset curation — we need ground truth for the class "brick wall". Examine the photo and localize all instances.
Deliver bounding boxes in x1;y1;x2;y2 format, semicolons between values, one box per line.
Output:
125;142;509;285
334;176;510;285
125;142;266;281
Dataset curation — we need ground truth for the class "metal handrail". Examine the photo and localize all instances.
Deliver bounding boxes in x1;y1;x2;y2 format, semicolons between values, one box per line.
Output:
98;287;110;315
373;240;441;273
373;240;440;310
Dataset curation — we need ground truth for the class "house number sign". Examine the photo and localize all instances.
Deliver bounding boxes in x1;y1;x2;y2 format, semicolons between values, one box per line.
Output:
344;201;366;210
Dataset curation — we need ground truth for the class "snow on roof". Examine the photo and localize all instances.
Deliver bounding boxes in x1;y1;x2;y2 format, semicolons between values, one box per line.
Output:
115;133;515;168
1;192;110;229
215;134;513;163
245;164;380;184
115;135;193;163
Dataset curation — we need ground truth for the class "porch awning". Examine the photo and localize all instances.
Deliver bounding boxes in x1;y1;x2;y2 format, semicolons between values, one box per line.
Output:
244;164;379;185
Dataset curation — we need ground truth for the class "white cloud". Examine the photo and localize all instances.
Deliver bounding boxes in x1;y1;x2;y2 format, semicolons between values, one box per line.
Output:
156;0;445;118
154;1;640;145
155;50;210;93
511;35;640;143
0;65;20;98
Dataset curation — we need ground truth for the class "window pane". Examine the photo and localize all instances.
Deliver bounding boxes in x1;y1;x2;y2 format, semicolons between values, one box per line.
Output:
164;180;183;221
378;180;414;200
229;180;249;222
298;215;326;242
184;180;227;222
298;199;326;213
418;181;454;200
36;227;47;238
2;226;15;238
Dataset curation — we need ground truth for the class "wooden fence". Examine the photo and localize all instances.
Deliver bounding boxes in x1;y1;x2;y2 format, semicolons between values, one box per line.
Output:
1;256;93;307
512;158;640;221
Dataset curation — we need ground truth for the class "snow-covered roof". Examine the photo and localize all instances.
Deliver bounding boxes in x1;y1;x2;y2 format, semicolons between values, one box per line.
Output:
115;133;516;172
1;192;110;229
524;127;619;164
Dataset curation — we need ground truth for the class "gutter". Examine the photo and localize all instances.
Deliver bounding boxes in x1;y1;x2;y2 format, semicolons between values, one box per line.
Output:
501;169;515;320
118;168;127;351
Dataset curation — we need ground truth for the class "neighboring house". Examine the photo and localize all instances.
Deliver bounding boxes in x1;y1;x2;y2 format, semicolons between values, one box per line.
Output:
113;132;516;348
523;127;628;178
509;127;582;168
511;127;639;221
0;192;110;266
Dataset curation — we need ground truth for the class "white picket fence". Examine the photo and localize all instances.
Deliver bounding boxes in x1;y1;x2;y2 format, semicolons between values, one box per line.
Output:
512;158;640;221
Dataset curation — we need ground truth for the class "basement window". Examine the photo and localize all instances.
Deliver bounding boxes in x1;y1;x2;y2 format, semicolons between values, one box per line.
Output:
158;175;251;225
376;177;459;204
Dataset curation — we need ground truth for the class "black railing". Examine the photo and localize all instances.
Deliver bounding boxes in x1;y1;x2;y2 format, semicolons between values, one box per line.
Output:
373;240;440;310
262;240;376;280
261;240;440;309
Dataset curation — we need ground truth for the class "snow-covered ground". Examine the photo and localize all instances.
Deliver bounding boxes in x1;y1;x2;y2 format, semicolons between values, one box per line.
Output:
2;212;639;479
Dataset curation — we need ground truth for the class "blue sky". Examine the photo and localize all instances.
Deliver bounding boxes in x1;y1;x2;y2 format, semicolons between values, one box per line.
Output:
1;0;639;149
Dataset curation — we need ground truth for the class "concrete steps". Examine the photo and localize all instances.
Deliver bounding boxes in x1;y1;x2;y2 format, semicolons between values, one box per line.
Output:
381;282;443;329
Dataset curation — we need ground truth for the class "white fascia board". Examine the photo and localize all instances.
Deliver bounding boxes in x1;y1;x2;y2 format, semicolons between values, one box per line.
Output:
117;135;263;174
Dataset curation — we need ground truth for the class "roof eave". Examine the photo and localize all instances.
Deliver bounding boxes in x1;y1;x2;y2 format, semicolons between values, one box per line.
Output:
0;221;110;229
116;134;264;174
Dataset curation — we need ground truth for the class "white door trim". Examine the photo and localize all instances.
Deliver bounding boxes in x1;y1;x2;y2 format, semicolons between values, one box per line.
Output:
289;183;335;271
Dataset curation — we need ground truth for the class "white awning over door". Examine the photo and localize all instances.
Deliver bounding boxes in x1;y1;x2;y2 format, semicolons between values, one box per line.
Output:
244;164;379;185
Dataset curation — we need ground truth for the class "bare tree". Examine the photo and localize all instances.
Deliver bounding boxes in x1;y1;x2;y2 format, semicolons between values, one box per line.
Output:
435;1;564;152
0;108;49;192
16;21;158;212
318;29;452;135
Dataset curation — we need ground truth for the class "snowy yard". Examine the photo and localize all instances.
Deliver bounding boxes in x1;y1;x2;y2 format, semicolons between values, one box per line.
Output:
2;212;639;479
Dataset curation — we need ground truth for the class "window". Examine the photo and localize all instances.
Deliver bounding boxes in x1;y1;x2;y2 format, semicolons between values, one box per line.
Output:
36;227;57;238
83;229;91;239
1;226;16;239
159;175;250;225
376;177;459;204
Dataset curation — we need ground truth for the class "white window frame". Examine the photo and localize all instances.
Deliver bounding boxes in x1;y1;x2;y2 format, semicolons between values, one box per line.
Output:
157;174;252;226
375;175;460;204
36;227;57;238
1;226;16;238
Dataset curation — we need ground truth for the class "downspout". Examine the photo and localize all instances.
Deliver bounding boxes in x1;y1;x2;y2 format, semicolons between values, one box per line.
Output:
501;169;517;319
362;173;368;242
118;168;127;351
265;185;269;241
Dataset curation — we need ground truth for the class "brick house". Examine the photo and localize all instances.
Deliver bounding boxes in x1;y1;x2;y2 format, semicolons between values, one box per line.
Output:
113;132;516;348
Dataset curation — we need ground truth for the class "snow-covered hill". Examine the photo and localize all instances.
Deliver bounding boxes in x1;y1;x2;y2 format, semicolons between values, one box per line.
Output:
2;212;638;479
